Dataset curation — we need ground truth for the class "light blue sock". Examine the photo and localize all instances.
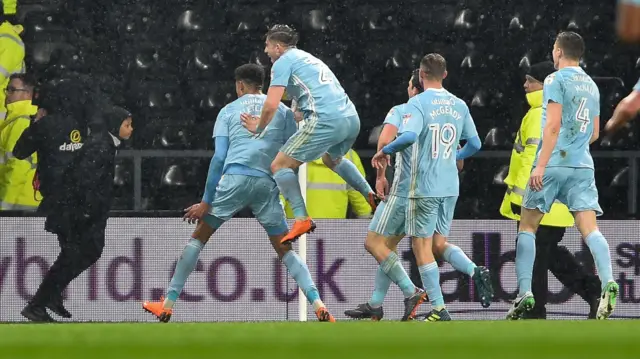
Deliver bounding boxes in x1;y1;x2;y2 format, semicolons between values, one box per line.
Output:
368;266;392;308
282;251;320;303
515;231;536;296
584;230;614;290
443;244;477;277
166;238;205;302
380;252;415;298
419;262;444;308
332;159;374;198
274;168;308;220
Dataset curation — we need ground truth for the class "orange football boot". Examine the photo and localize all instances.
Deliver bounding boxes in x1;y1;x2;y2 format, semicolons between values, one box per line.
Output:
142;297;173;323
315;307;336;322
280;218;316;244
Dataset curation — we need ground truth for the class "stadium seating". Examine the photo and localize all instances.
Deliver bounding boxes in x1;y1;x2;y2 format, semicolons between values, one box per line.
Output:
18;0;638;217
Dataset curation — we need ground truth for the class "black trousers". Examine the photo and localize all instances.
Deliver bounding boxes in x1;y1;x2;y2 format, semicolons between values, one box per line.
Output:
518;222;601;319
31;216;107;307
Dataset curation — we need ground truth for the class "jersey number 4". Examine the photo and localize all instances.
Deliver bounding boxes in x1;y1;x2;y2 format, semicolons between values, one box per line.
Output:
576;97;590;133
303;58;333;85
318;68;333;84
429;123;457;159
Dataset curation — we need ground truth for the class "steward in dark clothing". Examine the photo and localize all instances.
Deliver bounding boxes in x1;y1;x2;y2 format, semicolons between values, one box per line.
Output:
13;78;93;234
20;105;133;323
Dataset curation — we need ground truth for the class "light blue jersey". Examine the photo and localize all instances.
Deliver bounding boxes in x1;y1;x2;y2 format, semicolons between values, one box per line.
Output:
634;78;640;92
381;104;411;198
535;67;600;169
214;94;297;175
399;89;478;198
270;48;357;120
383;104;405;128
203;94;296;236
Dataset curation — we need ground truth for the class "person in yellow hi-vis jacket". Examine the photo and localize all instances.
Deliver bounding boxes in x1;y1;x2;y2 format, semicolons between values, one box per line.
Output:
0;19;25;120
0;73;41;210
281;148;372;219
2;0;18;20
500;61;600;319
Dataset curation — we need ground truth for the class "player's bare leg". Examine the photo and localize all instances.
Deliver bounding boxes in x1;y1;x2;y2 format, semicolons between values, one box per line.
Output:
345;234;404;321
361;231;426;321
268;234;335;322
143;220;214;323
271;152;316;244
432;233;493;308
573;211;618;319
412;236;451;322
321;154;379;211
507;208;544;320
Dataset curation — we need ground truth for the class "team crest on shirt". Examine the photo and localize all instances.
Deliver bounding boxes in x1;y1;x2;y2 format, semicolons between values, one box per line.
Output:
402;113;412;124
544;74;555;85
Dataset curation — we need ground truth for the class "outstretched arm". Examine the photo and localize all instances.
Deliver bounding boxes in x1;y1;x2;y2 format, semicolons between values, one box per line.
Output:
202;136;229;204
605;90;640;135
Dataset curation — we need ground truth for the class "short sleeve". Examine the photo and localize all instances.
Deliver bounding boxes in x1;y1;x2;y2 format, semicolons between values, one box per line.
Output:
398;99;424;135
270;57;292;87
460;107;479;140
634;78;640;92
213;107;229;138
383;105;403;128
543;73;563;104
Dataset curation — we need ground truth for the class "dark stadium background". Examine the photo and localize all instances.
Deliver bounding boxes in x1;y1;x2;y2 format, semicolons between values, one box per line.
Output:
14;0;638;217
2;0;640;324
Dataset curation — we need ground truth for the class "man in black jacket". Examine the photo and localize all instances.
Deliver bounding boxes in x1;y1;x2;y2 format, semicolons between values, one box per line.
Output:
14;79;90;231
13;78;92;321
17;93;132;321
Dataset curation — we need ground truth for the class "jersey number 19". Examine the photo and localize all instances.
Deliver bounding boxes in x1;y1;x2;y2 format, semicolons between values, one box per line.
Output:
429;123;457;159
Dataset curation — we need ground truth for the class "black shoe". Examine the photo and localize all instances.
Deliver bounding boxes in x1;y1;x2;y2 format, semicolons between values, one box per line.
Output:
423;308;452;322
21;304;56;323
46;299;72;319
402;288;427;321
473;266;494;308
588;297;600;319
344;303;384;321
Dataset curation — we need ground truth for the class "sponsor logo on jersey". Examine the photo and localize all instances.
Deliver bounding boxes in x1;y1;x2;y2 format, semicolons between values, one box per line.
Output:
70;130;81;143
59;142;83;152
59;129;83;152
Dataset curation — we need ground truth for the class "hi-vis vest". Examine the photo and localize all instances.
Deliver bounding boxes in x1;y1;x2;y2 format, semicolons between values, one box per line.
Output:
0;21;26;120
0;100;41;210
499;90;574;227
282;149;372;219
2;0;18;16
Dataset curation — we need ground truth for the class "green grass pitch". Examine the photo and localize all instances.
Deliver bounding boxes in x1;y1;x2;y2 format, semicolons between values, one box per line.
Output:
1;320;638;359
